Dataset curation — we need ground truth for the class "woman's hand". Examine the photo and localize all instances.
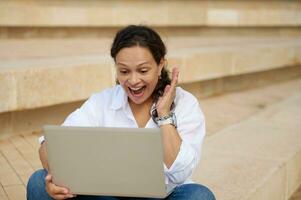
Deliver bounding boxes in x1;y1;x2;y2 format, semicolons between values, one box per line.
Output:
156;67;179;117
45;174;76;199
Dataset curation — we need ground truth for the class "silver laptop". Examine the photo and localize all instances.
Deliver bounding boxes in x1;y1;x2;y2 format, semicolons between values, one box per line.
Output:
44;125;168;198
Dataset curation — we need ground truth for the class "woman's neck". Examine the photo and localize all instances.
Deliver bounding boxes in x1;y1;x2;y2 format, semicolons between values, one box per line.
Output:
128;98;154;127
128;97;153;114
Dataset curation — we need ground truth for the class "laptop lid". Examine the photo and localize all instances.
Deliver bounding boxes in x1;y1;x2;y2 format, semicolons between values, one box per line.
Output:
44;125;167;198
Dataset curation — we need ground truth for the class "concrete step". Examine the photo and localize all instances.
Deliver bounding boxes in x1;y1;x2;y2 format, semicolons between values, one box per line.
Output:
1;67;300;139
200;78;301;136
193;82;301;199
0;37;301;113
0;1;300;27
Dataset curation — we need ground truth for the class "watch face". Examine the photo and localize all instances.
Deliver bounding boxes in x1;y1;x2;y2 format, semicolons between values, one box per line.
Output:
153;112;177;127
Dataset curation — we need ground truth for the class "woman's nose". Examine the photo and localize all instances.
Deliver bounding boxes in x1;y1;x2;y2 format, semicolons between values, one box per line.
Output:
128;73;140;85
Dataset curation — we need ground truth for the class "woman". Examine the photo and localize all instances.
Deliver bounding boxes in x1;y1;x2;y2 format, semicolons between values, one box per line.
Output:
27;25;215;200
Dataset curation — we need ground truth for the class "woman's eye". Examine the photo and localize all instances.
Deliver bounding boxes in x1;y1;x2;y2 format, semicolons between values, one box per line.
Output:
140;70;148;74
119;70;128;74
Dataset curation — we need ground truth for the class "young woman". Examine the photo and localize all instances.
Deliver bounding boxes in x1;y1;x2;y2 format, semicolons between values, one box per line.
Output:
27;25;215;200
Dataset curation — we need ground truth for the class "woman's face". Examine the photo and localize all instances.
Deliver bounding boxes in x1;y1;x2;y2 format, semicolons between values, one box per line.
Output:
116;46;163;105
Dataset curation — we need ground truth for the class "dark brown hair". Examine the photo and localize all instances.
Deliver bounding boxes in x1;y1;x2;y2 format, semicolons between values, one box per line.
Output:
110;25;171;103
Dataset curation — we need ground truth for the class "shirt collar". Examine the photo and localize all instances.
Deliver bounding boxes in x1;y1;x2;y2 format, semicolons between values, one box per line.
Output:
110;85;128;110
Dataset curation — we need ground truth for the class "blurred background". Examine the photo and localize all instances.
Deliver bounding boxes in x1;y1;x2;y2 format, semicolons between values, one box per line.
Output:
0;1;300;200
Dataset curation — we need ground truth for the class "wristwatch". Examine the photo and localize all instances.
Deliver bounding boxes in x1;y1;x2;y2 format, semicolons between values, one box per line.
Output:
155;112;177;128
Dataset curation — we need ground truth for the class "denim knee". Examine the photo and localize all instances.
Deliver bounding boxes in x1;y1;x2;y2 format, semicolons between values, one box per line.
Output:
27;169;52;200
187;184;215;200
169;183;215;200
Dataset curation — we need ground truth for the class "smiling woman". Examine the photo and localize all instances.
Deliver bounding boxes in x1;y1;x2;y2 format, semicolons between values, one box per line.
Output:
26;25;216;200
115;46;162;106
111;25;171;106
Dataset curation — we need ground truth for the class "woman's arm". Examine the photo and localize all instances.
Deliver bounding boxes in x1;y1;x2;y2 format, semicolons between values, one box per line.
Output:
39;142;49;171
160;124;182;168
156;67;205;184
156;67;181;168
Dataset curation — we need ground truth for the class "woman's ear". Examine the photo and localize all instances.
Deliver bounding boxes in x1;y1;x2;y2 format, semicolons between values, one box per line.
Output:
158;59;166;76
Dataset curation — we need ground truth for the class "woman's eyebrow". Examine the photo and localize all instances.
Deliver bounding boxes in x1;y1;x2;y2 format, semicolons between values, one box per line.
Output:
117;61;150;67
137;61;150;66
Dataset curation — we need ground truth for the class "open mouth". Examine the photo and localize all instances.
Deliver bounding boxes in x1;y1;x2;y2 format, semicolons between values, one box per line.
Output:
129;86;146;98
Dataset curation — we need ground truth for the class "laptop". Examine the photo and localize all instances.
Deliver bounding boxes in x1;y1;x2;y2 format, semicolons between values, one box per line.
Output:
43;125;169;198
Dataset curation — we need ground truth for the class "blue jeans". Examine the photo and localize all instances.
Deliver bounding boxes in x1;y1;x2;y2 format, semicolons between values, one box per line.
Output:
27;169;215;200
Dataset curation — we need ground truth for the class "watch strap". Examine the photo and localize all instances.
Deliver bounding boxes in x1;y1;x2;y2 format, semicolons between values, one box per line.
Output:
155;113;177;127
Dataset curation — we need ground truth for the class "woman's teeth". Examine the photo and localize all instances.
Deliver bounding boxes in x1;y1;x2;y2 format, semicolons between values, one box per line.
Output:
131;87;142;91
129;86;145;95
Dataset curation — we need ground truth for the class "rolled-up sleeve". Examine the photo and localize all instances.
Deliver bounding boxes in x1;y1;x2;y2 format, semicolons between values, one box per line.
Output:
164;89;206;184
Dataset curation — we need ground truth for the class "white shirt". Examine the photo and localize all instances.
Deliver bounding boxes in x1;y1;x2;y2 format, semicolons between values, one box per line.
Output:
40;85;206;192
